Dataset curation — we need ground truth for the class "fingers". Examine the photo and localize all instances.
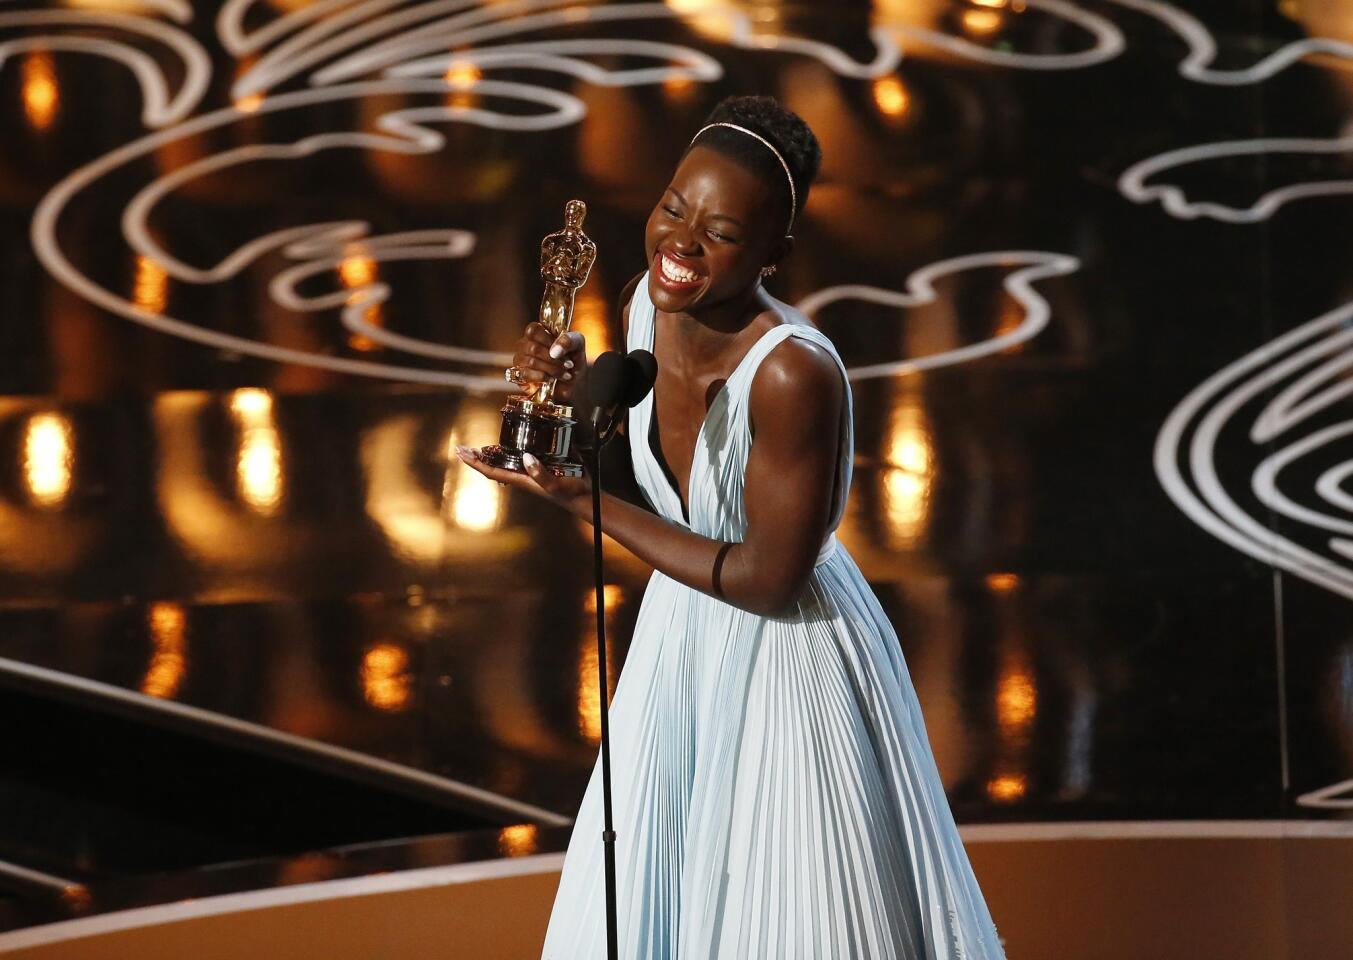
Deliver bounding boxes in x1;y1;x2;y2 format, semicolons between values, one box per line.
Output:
548;331;584;362
526;324;585;357
518;326;586;370
510;357;567;389
454;445;520;486
453;446;561;495
520;452;555;490
514;332;584;389
455;446;591;517
521;452;591;505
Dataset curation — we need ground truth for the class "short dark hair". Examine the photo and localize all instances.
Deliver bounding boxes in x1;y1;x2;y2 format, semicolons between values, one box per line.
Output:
682;95;822;229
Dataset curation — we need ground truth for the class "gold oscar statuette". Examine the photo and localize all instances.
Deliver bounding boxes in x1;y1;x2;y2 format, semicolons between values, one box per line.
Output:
481;199;598;477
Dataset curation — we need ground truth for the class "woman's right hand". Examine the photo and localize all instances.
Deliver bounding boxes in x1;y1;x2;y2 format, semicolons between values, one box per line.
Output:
512;323;586;402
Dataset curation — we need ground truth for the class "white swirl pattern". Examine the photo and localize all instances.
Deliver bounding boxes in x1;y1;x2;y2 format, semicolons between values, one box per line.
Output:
17;0;1129;391
1120;136;1353;223
0;3;210;125
1155;300;1353;600
796;252;1080;381
19;0;1343;384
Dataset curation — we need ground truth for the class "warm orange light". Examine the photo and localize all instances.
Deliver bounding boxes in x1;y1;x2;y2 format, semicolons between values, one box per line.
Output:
338;253;377;298
231;389;284;515
986;773;1027;803
444;60;481;89
583;583;622;615
232;54;266;112
993;295;1024;344
663;74;698;103
996;663;1036;730
338;254;382;350
445;415;506;532
665;0;736;42
444;59;482;109
348;305;384;352
985;572;1019;594
134;255;169;314
362;643;412;712
569;283;612;358
60;885;92;911
23;412;73;507
230;387;272;420
880;397;932;546
872;76;910;120
22;51;58;131
578;584;623;742
962;8;1003;35
498;823;539;856
142;601;187;700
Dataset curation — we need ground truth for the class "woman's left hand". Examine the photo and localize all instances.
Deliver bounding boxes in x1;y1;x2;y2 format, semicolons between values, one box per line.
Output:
454;446;591;516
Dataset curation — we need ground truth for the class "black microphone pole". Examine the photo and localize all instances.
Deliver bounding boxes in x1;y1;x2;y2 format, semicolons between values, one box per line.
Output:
579;350;625;960
579;349;655;960
590;428;619;960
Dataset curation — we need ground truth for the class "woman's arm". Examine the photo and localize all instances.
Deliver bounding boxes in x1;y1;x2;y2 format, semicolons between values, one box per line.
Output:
459;335;845;616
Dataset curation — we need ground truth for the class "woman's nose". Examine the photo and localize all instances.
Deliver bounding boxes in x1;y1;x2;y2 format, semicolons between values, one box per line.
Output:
668;225;700;255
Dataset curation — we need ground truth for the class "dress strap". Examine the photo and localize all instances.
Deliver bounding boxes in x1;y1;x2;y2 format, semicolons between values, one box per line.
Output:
626;272;657;353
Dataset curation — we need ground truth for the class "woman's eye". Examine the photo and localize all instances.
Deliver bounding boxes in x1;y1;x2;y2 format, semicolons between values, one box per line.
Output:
662;205;681;218
707;230;735;243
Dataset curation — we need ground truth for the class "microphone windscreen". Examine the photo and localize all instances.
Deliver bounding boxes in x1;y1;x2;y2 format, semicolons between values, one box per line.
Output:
586;350;628;411
622;349;657;408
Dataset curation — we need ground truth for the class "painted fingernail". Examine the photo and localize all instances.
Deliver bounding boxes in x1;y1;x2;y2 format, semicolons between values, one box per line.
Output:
562;371;573;380
548;344;564;359
522;453;538;469
563;359;574;369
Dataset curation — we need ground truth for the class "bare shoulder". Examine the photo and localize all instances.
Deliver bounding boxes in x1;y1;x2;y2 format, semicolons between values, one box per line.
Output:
748;330;844;439
751;331;843;407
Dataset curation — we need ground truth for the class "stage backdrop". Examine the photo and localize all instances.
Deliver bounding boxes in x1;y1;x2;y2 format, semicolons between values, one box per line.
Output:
0;0;1347;955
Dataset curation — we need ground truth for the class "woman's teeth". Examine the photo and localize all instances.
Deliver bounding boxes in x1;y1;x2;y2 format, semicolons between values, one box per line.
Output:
660;253;699;284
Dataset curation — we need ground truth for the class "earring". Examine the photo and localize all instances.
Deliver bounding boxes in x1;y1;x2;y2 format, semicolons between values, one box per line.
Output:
759;264;777;278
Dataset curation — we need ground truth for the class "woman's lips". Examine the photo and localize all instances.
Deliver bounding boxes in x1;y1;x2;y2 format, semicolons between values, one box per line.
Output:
654;250;704;291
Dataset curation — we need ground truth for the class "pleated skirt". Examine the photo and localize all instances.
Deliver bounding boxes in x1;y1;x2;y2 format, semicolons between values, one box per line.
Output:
539;546;1005;960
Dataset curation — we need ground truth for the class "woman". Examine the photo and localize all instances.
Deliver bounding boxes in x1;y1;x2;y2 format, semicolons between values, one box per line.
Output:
456;95;1005;959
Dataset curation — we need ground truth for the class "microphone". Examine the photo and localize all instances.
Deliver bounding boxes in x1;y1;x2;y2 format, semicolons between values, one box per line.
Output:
585;351;628;429
622;349;657;409
582;350;657;446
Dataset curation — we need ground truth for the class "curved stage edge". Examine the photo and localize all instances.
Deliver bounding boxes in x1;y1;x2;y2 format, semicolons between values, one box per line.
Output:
0;823;1347;960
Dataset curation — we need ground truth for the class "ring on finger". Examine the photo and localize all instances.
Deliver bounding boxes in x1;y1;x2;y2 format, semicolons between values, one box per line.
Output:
505;365;528;385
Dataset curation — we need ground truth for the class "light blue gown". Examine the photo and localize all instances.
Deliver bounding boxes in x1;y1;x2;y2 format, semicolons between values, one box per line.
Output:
540;273;1006;959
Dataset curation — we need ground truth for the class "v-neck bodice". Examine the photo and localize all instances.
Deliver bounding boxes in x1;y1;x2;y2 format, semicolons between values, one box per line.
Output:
625;272;854;547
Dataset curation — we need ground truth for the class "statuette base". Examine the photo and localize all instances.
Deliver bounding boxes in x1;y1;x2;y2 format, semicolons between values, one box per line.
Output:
480;394;584;478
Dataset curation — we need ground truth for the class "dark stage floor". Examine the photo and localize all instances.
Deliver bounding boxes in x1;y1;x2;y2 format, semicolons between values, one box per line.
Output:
0;0;1350;931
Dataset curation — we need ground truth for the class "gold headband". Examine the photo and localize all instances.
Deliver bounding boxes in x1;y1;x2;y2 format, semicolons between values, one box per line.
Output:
691;121;796;232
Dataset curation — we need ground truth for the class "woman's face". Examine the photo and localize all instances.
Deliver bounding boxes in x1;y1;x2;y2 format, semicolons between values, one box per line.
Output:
643;144;788;317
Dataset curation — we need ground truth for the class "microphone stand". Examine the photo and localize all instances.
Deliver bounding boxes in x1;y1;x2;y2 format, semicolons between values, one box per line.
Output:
586;415;619;960
575;345;653;960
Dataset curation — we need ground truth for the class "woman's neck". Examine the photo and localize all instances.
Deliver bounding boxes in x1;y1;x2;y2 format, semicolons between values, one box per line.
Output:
663;283;767;367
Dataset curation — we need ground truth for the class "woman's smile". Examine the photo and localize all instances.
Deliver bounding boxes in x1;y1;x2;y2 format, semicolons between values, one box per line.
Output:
654;248;707;293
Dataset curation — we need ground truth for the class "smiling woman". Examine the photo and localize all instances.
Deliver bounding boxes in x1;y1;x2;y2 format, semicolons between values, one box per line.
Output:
457;95;1006;959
